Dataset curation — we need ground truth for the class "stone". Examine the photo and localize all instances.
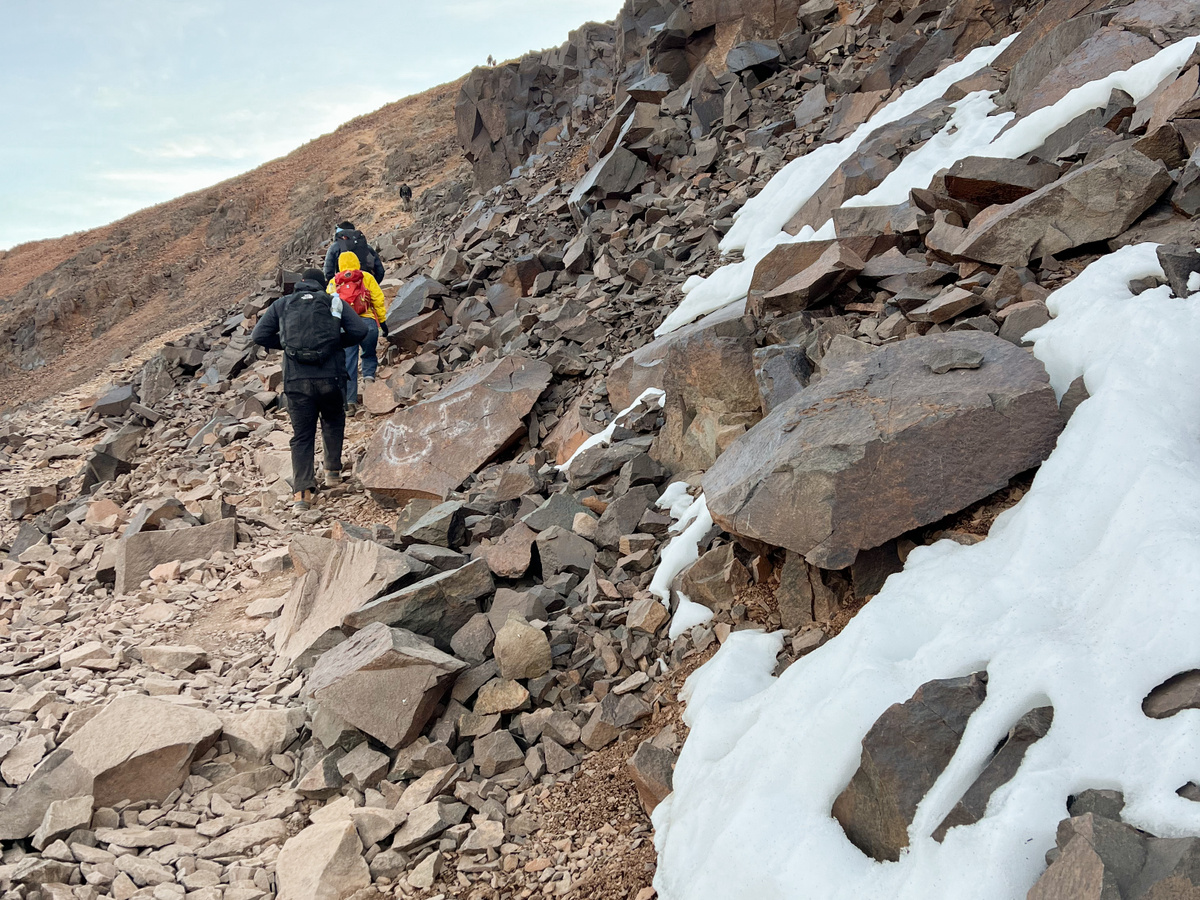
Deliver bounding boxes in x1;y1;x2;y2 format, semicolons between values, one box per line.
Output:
60;695;221;807
1017;27;1159;117
274;539;424;667
726;40;781;73
198;818;288;858
522;492;591;532
140;644;208;673
358;356;552;502
400;500;466;549
92;384;137;418
997;300;1051;346
944;156;1065;207
114;518;237;595
473;730;525;778
595;484;659;549
385;276;441;332
1028;813;1150;900
933;706;1054;841
754;344;813;415
628;742;676;815
678;544;750;613
392;799;468;850
1156;244;1200;299
474;679;530;715
31;795;94;851
926;346;984;375
336;742;390;790
409;850;443;888
0;749;94;840
1143;669;1200;718
627;597;670;635
481;521;538;578
362;379;399;416
833;672;988;862
753;242;866;317
955;148;1173;267
535;525;596;578
607;299;749;412
220;708;298;762
907;287;983;325
569;146;648;213
275;820;371;900
487;587;550;634
350;805;406;847
494;617;553;681
11;857;77;887
704;333;1063;569
307;622;467;749
450;613;496;664
342;557;493;651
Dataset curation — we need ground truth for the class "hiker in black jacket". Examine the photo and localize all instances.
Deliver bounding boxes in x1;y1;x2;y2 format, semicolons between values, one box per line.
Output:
323;221;386;284
251;268;369;510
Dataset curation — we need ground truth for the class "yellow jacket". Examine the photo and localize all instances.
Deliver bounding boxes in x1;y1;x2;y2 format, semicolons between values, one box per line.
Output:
327;251;388;325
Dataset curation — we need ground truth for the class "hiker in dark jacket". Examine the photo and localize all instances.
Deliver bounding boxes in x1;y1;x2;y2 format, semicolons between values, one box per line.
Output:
251;268;369;510
323;221;386;284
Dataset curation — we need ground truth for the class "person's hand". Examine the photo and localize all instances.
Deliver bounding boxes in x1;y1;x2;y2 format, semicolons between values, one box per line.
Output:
380;321;390;338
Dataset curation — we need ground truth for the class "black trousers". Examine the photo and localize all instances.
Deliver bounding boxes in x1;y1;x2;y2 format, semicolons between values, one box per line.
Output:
285;378;345;493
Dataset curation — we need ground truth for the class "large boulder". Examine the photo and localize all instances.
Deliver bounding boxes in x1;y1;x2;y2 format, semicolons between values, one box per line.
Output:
651;320;761;474
703;332;1063;569
341;557;493;651
274;540;424;668
0;750;93;841
59;695;222;807
114;518;237;595
954;148;1173;267
832;673;988;862
275;820;371;900
607;300;749;412
307;623;467;749
358;356;552;502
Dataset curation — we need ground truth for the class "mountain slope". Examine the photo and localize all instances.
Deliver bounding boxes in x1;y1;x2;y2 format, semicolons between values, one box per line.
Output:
0;77;467;408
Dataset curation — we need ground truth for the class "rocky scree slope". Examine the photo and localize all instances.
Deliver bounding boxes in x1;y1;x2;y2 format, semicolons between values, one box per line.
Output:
4;0;1200;899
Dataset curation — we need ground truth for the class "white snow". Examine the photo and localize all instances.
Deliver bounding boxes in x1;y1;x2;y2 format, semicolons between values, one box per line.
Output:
654;37;1016;337
1190;271;1200;295
669;595;716;641
652;34;1017;338
653;243;1200;900
649;490;714;613
654;33;1200;339
557;387;664;473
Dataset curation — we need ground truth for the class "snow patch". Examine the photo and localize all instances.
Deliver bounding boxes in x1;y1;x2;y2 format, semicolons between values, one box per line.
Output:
653;243;1200;900
557;387;664;473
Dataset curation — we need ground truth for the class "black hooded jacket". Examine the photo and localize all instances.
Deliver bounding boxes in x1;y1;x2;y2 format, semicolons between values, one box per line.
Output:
323;230;385;283
251;278;369;386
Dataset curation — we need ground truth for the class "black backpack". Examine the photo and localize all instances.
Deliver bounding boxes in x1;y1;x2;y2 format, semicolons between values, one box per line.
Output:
339;229;381;273
278;289;342;365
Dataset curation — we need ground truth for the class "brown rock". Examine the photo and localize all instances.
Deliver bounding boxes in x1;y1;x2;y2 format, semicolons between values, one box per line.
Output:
703;333;1063;569
955;148;1172;267
832;673;988;862
275;820;371;900
307;622;467;749
274;539;423;668
678;544;750;613
114;518;237;595
481;522;538;579
358;356;552;502
493;618;553;681
628;742;676;815
60;695;221;807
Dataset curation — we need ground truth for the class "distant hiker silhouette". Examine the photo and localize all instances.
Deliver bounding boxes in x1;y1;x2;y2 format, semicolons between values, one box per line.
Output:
251;268;368;510
323;221;385;284
487;55;496;66
327;251;388;415
399;183;413;211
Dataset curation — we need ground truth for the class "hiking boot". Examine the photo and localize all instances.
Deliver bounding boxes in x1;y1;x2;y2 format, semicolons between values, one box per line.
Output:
325;470;344;487
346;402;358;416
364;376;376;384
292;490;314;511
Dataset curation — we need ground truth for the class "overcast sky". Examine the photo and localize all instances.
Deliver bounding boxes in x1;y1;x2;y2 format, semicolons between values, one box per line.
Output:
0;0;624;251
